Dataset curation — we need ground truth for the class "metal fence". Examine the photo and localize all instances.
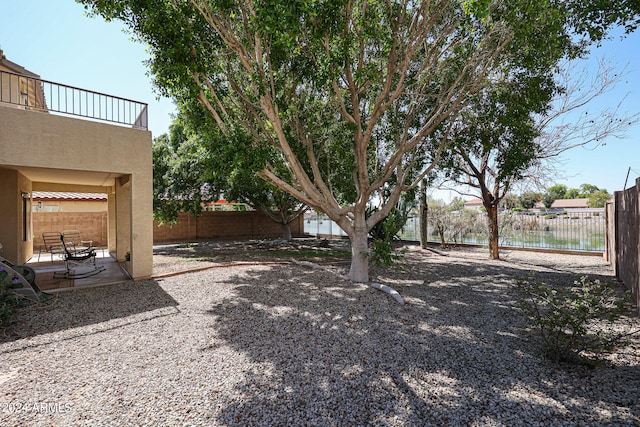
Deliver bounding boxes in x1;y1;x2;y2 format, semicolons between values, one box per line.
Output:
305;209;607;252
0;69;148;129
304;213;348;238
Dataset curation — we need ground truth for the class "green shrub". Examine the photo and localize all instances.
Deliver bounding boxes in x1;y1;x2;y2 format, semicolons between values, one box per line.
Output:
0;266;22;327
370;238;403;267
544;214;557;219
367;203;409;267
516;275;639;365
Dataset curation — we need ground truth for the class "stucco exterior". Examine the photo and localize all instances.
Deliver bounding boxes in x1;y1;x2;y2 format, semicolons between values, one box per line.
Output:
33;192;108;213
0;84;153;279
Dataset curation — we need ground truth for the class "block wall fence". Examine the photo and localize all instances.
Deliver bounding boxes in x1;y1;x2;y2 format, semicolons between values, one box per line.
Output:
32;210;304;250
152;211;304;242
33;212;108;249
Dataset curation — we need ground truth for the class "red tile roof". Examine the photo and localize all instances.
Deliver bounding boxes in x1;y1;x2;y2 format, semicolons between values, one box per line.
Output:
32;192;107;201
464;198;483;206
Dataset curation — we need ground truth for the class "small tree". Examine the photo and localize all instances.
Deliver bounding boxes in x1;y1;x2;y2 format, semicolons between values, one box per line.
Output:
450;208;479;244
502;194;520;210
426;199;453;247
543;184;568;209
588;189;612;208
519;191;542;209
433;11;640;260
367;195;414;266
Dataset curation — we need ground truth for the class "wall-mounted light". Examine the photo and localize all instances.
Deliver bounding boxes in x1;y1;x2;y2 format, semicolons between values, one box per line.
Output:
21;192;30;198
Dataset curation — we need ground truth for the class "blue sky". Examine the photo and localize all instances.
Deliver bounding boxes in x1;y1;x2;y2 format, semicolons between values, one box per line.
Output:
1;0;639;199
0;0;176;138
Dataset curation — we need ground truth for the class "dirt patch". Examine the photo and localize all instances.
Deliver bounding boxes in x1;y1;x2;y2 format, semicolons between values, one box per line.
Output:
152;238;353;276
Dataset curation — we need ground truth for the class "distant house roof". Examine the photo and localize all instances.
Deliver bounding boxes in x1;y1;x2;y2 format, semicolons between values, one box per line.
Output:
0;49;40;78
464;198;483;208
32;192;107;201
550;198;589;209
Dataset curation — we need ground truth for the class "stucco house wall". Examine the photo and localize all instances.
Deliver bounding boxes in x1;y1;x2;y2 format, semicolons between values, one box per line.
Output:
0;96;153;278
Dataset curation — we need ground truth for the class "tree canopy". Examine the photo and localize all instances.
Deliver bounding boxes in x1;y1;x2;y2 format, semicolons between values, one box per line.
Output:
422;0;639;258
82;0;540;283
79;0;638;282
153;109;308;240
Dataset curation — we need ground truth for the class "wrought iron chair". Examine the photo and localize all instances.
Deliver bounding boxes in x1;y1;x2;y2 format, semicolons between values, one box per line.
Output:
53;235;105;279
62;230;93;253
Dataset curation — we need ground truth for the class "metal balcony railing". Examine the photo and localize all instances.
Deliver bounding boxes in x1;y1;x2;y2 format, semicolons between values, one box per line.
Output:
0;69;148;129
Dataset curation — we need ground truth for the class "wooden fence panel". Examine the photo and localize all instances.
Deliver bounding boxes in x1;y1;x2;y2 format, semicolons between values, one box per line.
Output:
613;177;640;309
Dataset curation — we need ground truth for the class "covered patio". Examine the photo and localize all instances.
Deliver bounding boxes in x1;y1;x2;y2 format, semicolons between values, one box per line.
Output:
26;250;131;292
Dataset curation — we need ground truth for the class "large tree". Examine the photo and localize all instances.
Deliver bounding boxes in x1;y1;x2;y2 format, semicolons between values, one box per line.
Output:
153;122;215;225
153;111;307;241
433;0;569;258
81;0;563;282
563;0;640;41
543;184;569;208
437;84;553;258
434;37;639;260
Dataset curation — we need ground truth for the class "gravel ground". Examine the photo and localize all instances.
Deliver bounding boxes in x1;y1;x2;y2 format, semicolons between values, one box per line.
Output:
1;242;639;426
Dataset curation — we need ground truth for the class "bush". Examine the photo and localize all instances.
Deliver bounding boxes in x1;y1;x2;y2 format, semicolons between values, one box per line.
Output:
516;275;639;365
370;238;403;267
544;214;557;219
367;202;410;267
0;266;22;327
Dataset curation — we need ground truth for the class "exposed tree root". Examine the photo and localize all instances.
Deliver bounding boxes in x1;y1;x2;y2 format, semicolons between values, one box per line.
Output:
368;282;405;305
426;247;449;256
292;260;405;305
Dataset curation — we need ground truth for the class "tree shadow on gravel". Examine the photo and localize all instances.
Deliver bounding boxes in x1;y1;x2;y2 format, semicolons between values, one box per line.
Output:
0;280;179;345
153;239;353;267
203;258;639;426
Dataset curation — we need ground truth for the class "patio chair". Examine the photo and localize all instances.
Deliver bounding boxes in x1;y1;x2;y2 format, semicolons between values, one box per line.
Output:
38;231;64;261
53;235;105;280
62;230;93;253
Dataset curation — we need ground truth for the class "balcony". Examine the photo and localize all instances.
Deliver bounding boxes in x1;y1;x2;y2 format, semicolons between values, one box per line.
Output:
0;69;148;130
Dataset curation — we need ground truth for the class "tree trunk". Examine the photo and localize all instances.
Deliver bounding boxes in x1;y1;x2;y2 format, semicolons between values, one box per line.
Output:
280;221;292;241
486;205;500;259
419;181;428;249
348;221;370;283
437;226;447;248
